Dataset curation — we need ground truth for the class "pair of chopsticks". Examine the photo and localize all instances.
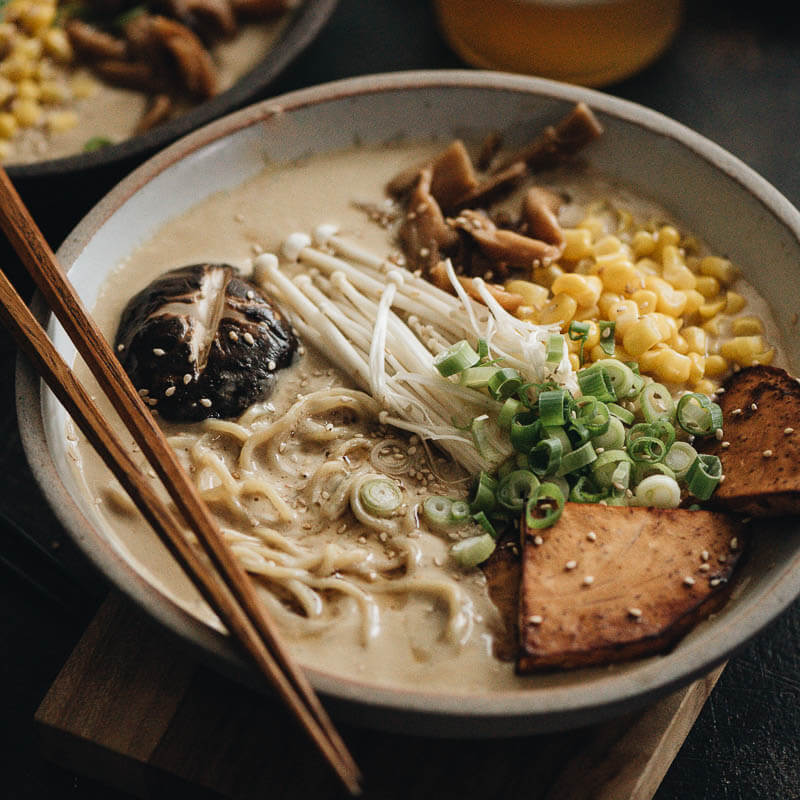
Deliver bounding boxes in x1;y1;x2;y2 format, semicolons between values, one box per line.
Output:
0;167;362;795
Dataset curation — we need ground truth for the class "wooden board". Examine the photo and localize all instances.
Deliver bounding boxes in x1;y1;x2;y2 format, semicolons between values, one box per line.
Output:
35;592;724;800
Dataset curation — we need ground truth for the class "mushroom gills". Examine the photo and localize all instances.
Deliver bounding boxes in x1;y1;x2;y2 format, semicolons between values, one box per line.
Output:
114;263;298;421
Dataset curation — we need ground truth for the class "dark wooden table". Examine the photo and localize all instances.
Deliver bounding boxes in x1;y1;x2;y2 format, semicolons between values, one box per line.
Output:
2;2;798;798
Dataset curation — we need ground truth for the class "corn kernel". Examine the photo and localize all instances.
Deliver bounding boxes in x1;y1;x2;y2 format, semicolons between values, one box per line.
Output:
592;235;628;258
598;291;621;317
579;216;607;240
725;291;747;314
720;335;769;367
19;2;56;35
531;263;563;289
538;293;578;327
687;352;705;384
656;224;681;250
682;289;705;317
661;245;697;290
39;80;70;104
551;273;602;307
652;348;692;384
11;97;41;127
71;71;98;98
0;112;18;140
699;255;737;286
12;34;43;61
693;378;717;395
704;354;729;377
46;109;78;133
623;317;664;356
698;299;726;319
702;318;720;336
0;139;11;162
0;76;14;106
1;55;36;81
682;326;706;354
568;353;581;371
669;331;690;354
631;230;657;258
644;275;687;317
573;303;601;322
505;279;549;310
731;316;764;336
15;78;40;101
633;256;661;276
599;259;644;295
606;299;639;337
42;27;73;63
694;275;721;299
561;228;593;261
630;289;658;315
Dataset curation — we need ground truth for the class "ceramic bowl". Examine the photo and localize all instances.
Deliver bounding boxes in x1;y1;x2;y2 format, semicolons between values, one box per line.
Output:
4;0;338;179
16;70;800;736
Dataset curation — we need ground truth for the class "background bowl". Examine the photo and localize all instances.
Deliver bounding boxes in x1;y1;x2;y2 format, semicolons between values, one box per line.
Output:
16;70;800;737
4;0;338;181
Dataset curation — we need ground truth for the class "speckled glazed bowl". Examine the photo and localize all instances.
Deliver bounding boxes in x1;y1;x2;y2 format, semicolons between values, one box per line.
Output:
16;70;800;736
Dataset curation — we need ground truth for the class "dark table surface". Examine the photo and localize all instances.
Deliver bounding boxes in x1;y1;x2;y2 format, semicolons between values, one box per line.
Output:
2;2;799;799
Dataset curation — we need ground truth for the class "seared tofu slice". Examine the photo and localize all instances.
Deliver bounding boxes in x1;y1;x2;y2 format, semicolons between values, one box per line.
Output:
517;503;746;673
702;365;800;516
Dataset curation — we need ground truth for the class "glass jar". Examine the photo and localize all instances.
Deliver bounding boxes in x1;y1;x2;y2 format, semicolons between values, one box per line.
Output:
433;0;684;87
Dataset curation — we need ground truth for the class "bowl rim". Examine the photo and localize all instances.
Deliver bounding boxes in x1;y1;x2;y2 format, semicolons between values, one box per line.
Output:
4;0;339;179
16;69;800;734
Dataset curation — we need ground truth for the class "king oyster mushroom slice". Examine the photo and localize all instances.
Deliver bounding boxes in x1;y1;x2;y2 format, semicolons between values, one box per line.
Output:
115;263;298;421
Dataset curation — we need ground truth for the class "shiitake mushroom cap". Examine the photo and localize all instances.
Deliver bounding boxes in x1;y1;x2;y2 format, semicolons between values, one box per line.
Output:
115;263;297;421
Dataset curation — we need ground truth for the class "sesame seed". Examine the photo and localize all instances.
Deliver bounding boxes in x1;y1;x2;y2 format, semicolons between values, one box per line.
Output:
528;615;543;625
582;575;594;586
785;427;795;435
229;331;239;341
587;531;597;542
268;360;277;371
763;449;773;458
751;403;758;411
721;441;730;448
701;550;709;561
152;348;165;357
138;388;149;396
183;373;192;384
715;428;724;440
117;343;125;352
699;563;711;572
731;408;742;415
199;398;212;407
730;537;739;550
565;560;577;570
533;535;543;546
683;576;696;586
246;290;255;300
710;578;722;587
243;332;255;345
164;386;176;397
628;607;642;618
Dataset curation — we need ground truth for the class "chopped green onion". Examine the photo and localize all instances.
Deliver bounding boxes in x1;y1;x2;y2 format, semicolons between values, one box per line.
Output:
676;392;724;436
607;402;634;425
84;136;113;153
471;510;498;538
569;476;610;503
633;460;676;483
488;367;523;400
359;478;403;517
470;414;507;464
568;320;590;365
598;321;616;356
434;339;480;376
477;338;490;361
525;482;566;529
510;411;542;453
611;459;632;490
640;382;676;423
634;474;681;508
422;496;454;527
451;533;496;568
529;437;563;477
577;364;616;402
546;333;565;364
574;396;610;436
497;397;523;430
591;415;626;450
468;471;497;514
628;435;667;463
556;440;597;476
593;358;635;399
497;470;540;512
664;441;698;480
591;449;633;488
539;388;570;427
459;365;499;389
686;454;723;500
450;500;471;522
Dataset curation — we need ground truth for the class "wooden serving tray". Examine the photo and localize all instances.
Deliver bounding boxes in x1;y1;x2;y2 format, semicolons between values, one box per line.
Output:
35;592;723;799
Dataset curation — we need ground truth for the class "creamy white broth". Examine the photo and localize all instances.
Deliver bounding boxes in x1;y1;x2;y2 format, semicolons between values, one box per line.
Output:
67;141;787;692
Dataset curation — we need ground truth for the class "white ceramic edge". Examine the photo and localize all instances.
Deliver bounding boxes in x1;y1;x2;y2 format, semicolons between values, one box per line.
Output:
17;69;800;736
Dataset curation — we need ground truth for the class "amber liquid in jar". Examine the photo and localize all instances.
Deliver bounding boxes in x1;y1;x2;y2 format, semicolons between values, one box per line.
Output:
433;0;684;87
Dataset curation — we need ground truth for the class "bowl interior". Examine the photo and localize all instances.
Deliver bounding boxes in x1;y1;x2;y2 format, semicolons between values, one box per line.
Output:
20;72;800;735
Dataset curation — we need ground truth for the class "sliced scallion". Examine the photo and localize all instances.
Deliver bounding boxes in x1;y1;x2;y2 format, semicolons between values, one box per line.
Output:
664;441;698;480
676;392;724;436
359;477;403;517
634;474;681;508
640;382;676;424
497;397;523;430
607;402;634;425
546;333;565;364
593;358;635;399
529;437;563;477
591;415;626;450
497;469;540;512
539;388;570;427
451;533;496;568
574;396;610;436
686;454;723;500
569;476;610;503
472;510;498;538
470;415;507;464
488;367;523;401
468;471;497;514
525;482;566;529
510;411;542;454
422;496;454;527
556;440;597;476
459;365;499;389
598;321;616;356
577;365;616;402
434;339;480;377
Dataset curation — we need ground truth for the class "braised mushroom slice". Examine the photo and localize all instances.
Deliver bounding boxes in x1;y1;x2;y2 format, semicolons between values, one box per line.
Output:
115;263;298;421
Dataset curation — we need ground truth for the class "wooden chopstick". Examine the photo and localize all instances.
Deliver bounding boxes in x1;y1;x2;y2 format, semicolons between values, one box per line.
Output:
0;168;361;794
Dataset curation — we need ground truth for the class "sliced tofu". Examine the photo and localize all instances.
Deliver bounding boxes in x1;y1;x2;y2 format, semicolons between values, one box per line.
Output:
517;503;746;672
702;365;800;516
